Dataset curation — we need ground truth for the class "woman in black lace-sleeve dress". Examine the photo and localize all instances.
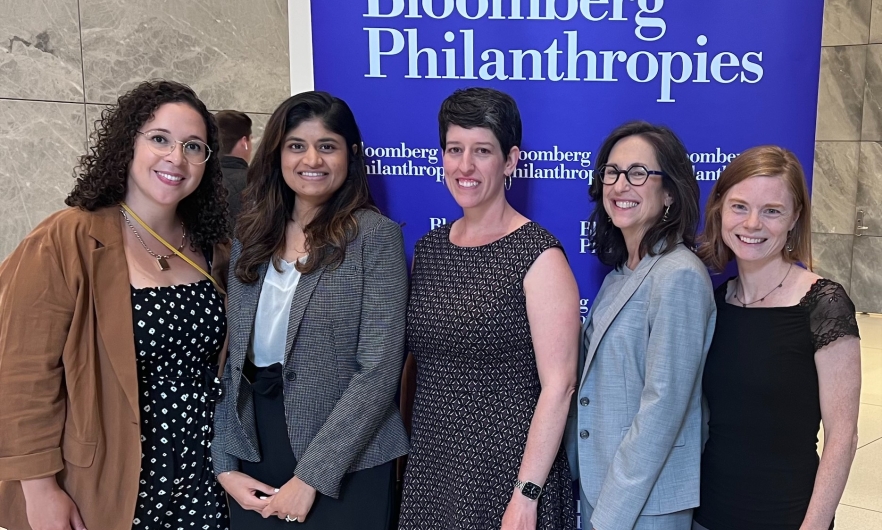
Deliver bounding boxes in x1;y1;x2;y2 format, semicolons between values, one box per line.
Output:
693;146;861;530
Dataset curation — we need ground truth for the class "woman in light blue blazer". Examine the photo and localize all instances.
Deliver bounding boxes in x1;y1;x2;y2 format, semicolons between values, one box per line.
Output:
567;122;716;530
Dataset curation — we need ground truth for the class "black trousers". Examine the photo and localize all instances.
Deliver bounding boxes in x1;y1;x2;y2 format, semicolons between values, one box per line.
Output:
228;363;396;530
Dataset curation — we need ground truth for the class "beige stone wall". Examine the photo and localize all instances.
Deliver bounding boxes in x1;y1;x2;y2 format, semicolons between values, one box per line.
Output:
812;0;882;312
0;0;289;258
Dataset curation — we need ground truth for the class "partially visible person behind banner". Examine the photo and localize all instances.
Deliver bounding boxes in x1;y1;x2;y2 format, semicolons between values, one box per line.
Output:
212;91;409;529
567;121;716;530
399;87;579;530
0;80;232;530
215;109;253;228
692;146;860;530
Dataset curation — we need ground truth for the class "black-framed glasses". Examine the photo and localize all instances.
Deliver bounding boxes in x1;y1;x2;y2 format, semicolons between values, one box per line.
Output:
597;164;666;186
137;130;212;165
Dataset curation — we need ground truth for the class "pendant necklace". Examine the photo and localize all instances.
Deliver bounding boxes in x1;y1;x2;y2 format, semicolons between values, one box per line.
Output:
734;263;793;307
120;208;186;271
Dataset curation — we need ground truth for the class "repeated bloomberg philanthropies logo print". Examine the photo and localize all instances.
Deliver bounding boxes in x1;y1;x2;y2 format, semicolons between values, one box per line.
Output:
367;142;736;184
365;142;593;181
311;0;824;308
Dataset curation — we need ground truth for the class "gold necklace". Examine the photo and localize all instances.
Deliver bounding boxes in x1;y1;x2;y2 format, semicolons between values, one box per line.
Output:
120;208;186;271
734;263;793;307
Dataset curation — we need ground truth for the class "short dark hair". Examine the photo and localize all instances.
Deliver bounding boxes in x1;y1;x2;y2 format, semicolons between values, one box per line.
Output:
65;80;229;250
698;145;812;272
586;121;700;268
235;91;377;283
215;110;252;156
438;87;522;157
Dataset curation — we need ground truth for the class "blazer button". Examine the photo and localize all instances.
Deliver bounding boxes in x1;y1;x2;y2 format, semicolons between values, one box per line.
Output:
579;397;590;406
234;366;241;372
285;371;297;381
579;430;590;439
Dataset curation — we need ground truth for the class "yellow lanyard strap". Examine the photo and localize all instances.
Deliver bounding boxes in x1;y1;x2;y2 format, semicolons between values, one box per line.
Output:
120;202;221;292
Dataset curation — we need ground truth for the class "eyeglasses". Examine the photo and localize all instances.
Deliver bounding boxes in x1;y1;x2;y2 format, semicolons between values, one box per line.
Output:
137;130;212;165
597;164;666;186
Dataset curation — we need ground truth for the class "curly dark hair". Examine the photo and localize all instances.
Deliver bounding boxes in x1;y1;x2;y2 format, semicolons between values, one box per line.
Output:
235;91;376;283
66;80;229;250
587;121;700;268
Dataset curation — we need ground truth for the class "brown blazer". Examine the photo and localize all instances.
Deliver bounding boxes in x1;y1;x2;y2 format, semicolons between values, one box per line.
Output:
0;206;229;530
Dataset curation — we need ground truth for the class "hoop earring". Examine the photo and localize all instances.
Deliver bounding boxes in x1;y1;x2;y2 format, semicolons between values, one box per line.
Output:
504;174;512;191
662;204;670;222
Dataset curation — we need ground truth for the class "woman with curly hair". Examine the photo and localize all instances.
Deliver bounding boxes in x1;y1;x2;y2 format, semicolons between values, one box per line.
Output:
212;91;409;529
0;80;232;530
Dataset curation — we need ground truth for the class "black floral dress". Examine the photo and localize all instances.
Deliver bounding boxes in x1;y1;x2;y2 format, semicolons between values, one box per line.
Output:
131;279;229;530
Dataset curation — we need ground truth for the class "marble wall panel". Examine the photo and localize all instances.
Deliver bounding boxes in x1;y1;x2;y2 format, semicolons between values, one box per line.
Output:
0;0;84;101
862;45;882;140
856;141;882;236
248;113;270;147
872;0;882;43
816;45;868;141
812;142;861;234
813;232;855;294
0;100;86;259
822;0;873;45
80;0;289;113
84;103;111;143
851;235;882;312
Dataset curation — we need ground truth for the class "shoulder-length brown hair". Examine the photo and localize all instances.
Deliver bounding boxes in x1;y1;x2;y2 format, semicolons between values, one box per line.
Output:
235;91;376;283
586;121;701;268
65;80;228;250
698;145;812;272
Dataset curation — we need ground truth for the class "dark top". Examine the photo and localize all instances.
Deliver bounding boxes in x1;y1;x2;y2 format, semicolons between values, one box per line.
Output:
399;222;575;530
221;155;248;228
694;278;859;530
131;279;228;529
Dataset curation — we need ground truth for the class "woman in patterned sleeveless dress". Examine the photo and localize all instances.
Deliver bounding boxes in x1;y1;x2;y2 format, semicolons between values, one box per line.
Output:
693;146;861;530
399;87;579;530
0;80;231;530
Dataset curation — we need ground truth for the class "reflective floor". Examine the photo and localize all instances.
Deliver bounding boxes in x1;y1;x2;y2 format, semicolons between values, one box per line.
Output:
821;313;882;528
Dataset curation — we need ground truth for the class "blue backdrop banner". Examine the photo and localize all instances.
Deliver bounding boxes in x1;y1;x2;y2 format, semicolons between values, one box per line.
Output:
310;1;824;526
311;0;824;309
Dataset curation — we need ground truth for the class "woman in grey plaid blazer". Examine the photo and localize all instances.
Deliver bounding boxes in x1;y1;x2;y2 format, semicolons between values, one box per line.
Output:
212;92;409;529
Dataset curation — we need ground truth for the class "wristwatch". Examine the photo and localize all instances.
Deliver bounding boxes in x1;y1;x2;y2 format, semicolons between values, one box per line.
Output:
514;479;543;500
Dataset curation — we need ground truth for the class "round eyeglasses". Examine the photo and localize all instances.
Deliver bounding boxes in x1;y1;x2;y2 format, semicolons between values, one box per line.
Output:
137;130;212;165
597;164;666;186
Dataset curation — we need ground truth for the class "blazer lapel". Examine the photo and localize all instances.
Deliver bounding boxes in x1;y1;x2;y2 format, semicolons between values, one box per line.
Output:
234;262;267;359
579;253;664;388
283;266;325;362
89;207;140;420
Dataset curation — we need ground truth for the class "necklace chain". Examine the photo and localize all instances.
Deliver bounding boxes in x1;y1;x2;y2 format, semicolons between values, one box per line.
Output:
120;208;186;261
734;263;793;307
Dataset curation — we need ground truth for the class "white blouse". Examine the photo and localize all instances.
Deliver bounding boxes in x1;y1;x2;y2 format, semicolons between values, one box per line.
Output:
251;257;305;367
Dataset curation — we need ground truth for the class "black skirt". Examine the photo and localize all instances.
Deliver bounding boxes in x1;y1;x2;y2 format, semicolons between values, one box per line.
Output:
228;362;396;530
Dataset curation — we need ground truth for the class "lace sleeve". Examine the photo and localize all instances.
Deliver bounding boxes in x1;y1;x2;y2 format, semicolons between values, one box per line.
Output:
800;279;860;352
